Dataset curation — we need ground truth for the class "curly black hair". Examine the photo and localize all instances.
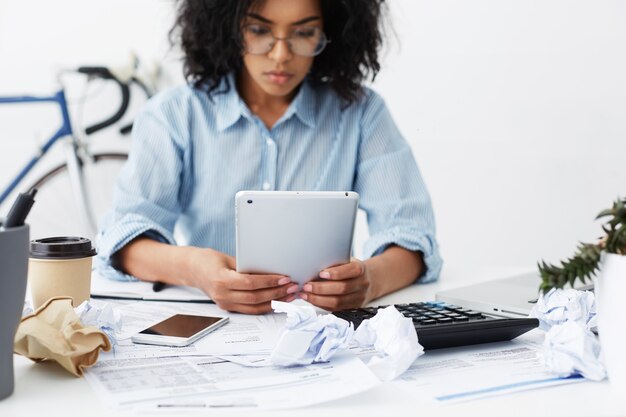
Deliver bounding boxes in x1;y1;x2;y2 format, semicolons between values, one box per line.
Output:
171;0;386;103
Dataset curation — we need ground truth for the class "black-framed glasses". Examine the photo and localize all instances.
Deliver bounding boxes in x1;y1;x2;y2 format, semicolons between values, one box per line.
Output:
242;24;329;57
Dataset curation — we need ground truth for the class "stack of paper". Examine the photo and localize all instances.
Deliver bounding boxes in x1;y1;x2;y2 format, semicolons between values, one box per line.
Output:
82;298;591;411
84;300;381;411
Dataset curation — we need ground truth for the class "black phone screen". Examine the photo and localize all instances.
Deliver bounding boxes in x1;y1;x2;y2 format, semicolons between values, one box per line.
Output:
139;314;223;338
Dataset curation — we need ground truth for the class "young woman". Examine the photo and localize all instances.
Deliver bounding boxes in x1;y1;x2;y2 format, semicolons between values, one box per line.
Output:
97;0;442;314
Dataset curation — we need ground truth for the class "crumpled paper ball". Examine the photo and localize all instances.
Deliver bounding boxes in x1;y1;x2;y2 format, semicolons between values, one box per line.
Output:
22;300;33;317
74;300;123;345
270;301;354;365
530;288;605;381
14;297;111;377
530;288;597;331
544;320;606;381
352;305;424;381
270;301;423;381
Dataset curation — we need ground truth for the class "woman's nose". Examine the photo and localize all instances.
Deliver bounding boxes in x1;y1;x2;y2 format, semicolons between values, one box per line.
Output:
268;38;293;63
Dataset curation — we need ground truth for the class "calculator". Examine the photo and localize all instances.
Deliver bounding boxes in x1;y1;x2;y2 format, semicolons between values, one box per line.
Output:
333;301;539;350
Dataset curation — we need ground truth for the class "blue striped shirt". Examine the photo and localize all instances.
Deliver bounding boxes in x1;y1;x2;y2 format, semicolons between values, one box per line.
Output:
96;75;442;283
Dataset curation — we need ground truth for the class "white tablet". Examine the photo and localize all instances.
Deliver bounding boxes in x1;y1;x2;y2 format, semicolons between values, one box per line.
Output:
235;191;359;286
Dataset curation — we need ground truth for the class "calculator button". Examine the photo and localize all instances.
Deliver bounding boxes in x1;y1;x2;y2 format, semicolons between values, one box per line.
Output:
426;301;446;307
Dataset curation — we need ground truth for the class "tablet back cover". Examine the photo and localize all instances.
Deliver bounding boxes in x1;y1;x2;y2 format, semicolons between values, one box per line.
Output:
236;191;358;285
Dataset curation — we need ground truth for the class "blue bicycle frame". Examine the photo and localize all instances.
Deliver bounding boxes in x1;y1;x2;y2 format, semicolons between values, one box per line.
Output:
0;90;73;204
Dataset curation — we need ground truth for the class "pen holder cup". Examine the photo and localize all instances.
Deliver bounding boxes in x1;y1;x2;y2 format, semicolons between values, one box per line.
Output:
0;223;29;400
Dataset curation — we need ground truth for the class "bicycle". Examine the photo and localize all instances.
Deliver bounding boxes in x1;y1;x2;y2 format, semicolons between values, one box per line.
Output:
0;62;155;240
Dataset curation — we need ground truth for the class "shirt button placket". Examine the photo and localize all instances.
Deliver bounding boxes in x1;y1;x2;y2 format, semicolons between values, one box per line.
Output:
263;137;277;191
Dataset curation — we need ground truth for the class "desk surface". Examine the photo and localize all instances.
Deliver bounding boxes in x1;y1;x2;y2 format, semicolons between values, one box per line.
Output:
2;267;625;417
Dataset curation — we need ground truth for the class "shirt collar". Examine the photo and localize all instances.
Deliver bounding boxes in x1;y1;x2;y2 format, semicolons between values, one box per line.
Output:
284;79;316;129
214;74;245;132
214;73;317;132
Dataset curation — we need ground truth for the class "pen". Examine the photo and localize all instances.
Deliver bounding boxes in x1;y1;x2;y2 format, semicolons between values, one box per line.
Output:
3;188;37;228
152;281;166;292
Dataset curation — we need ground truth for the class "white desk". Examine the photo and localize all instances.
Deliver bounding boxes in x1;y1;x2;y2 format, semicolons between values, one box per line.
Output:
2;267;625;417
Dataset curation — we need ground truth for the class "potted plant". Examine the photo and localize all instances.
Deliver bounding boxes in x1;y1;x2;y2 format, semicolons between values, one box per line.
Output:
538;197;626;388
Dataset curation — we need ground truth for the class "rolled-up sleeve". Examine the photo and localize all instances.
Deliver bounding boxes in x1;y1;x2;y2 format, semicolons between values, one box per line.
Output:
355;92;442;283
95;100;189;280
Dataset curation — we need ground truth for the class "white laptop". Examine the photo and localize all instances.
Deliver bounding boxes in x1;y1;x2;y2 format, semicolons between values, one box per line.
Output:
436;272;594;318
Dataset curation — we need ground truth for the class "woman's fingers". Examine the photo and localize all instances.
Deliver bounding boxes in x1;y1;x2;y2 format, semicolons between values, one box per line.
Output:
228;283;299;304
300;259;371;310
221;293;296;314
303;277;365;295
319;260;365;280
300;291;365;311
222;269;292;290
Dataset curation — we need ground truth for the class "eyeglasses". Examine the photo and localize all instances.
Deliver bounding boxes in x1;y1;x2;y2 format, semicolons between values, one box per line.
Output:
242;24;329;57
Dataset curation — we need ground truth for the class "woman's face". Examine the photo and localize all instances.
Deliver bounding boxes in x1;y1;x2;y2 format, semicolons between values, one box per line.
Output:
241;0;323;99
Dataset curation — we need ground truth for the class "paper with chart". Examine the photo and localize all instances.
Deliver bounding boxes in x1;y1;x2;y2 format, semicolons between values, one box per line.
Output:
391;330;586;403
84;354;380;410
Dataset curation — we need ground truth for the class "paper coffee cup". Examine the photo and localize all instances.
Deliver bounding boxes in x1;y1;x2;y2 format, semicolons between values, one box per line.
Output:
28;237;96;308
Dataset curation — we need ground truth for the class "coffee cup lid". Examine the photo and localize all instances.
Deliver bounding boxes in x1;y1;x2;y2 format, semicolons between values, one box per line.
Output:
30;237;97;260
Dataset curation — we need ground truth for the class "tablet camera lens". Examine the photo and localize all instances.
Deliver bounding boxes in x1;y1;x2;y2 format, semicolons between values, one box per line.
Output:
247;200;253;204
345;192;348;196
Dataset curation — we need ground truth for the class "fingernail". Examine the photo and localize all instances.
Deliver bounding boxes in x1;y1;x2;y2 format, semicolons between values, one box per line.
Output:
319;271;331;279
285;295;296;302
287;284;299;294
299;293;308;300
278;277;291;285
303;284;312;292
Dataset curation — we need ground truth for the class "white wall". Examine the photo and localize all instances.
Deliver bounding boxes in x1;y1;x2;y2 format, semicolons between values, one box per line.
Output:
1;0;625;276
377;0;626;275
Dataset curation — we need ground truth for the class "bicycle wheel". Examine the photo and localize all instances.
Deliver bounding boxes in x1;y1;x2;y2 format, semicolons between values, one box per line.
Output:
26;153;128;241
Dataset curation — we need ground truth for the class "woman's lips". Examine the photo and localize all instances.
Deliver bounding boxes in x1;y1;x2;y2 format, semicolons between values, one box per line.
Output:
265;71;294;85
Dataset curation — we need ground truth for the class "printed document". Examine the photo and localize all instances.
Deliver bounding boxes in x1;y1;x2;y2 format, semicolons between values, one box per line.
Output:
101;301;283;359
84;354;380;410
391;330;585;403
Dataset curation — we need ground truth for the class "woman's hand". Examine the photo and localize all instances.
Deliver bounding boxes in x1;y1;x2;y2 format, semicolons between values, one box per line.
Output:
188;248;298;314
119;238;421;314
299;258;375;311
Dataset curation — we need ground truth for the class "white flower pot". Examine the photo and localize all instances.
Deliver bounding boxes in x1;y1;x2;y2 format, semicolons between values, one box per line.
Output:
596;253;626;389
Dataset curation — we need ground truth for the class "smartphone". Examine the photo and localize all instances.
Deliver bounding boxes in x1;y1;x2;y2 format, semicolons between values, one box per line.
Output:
131;314;229;347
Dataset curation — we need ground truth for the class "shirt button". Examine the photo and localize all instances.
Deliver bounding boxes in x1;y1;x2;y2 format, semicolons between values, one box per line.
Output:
262;182;271;190
266;137;274;146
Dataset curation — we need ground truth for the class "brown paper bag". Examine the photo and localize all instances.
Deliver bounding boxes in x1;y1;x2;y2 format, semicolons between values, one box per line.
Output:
14;297;111;377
